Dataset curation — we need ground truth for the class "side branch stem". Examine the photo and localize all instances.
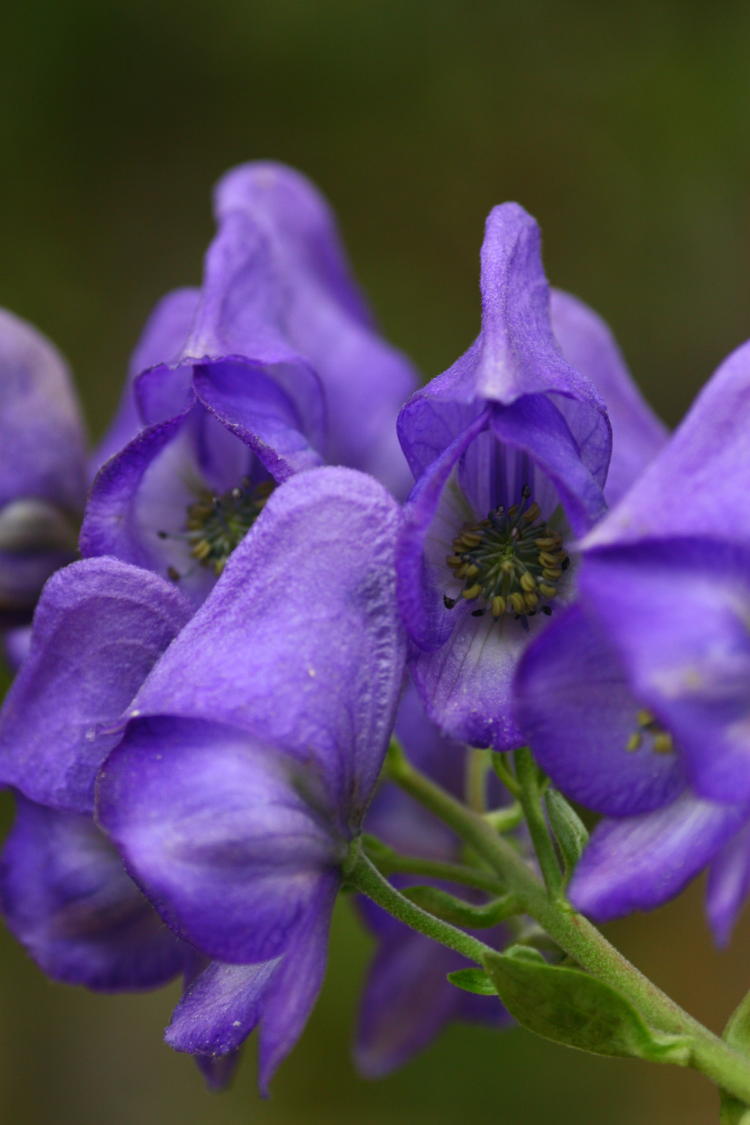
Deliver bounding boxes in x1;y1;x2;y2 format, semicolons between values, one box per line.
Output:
385;741;750;1104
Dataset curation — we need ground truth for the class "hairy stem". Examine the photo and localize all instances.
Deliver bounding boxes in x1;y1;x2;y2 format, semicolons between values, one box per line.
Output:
385;740;750;1105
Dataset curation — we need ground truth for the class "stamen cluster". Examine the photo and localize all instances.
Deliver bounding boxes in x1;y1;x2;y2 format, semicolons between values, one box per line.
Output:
625;709;674;755
445;486;568;620
185;479;274;575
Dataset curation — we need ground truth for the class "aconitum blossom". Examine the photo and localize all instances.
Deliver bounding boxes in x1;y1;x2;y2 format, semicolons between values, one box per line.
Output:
0;309;87;620
95;467;406;1090
0;557;194;998
515;339;750;943
81;162;417;604
356;685;509;1077
396;203;666;751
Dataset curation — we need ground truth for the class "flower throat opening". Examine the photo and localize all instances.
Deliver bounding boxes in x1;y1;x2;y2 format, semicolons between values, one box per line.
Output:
444;485;568;620
183;478;274;575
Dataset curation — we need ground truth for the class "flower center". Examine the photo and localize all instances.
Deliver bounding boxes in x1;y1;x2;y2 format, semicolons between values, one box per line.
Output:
444;486;568;620
625;709;674;755
184;478;274;575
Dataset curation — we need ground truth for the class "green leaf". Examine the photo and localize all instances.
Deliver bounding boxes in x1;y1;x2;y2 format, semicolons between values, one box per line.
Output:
544;788;589;880
447;968;497;996
482;950;691;1065
721;992;750;1121
402;885;522;927
720;1093;750;1125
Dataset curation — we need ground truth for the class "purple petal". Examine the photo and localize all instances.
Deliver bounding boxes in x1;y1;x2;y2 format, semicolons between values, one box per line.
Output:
515;605;684;816
129;466;405;813
257;874;337;1094
81;408;258;604
92;288;200;472
549;289;668;504
581;539;750;805
0;308;87;514
0;557;191;812
707;823;750;946
167;958;282;1056
215;162;418;495
98;716;340;963
355;922;502;1078
586;338;750;549
411;608;533;751
0;797;186;990
570;791;747;922
134;208;327;474
398;204;610;496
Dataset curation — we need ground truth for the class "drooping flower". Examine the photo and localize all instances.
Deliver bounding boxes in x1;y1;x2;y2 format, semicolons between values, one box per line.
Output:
94;467;406;1091
0;310;87;621
355;684;509;1077
515;339;750;942
81;163;417;604
0;559;195;1011
396;203;665;751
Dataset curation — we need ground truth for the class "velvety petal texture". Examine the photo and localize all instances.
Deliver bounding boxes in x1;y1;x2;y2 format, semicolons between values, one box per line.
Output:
569;792;748;923
126;466;405;814
0;557;191;812
214;162;418;495
0;309;87;612
0;798;186;990
585;337;750;550
96;467;405;1088
580;539;750;805
515;605;684;816
549;289;668;504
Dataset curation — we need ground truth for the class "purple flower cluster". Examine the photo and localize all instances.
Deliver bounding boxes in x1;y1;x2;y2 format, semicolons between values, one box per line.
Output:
1;160;748;1090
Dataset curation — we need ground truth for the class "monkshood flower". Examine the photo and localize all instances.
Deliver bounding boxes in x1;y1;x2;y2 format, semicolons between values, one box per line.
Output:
92;467;405;1091
356;685;509;1077
0;558;195;1017
396;203;666;751
515;339;750;943
0;309;87;620
81;162;417;604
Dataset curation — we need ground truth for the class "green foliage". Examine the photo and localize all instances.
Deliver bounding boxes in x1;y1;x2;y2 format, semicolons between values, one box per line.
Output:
544;788;589;882
482;950;692;1065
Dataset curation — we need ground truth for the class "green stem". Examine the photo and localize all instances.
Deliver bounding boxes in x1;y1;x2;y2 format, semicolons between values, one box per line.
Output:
362;836;504;894
345;844;495;964
385;740;750;1105
466;747;490;812
514;746;563;899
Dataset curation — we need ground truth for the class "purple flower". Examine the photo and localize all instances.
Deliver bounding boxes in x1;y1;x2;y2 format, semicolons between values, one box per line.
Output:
81;163;417;603
396;204;665;751
0;558;194;1003
355;685;509;1077
0;309;87;619
515;340;750;942
94;467;406;1091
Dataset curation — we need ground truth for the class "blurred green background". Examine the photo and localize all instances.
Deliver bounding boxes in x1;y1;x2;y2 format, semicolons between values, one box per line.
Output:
2;0;750;1121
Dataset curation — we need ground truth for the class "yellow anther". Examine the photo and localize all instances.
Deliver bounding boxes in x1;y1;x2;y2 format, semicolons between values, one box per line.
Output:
459;532;482;547
446;555;463;567
534;537;558;548
542;568;562;581
652;732;674;755
509;592;525;614
636;709;654;727
524;592;539;611
520;571;536;592
539;551;563;567
462;584;482;600
491;595;506;617
463;564;479;578
522;503;541;523
539;584;557;599
626;732;642;752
